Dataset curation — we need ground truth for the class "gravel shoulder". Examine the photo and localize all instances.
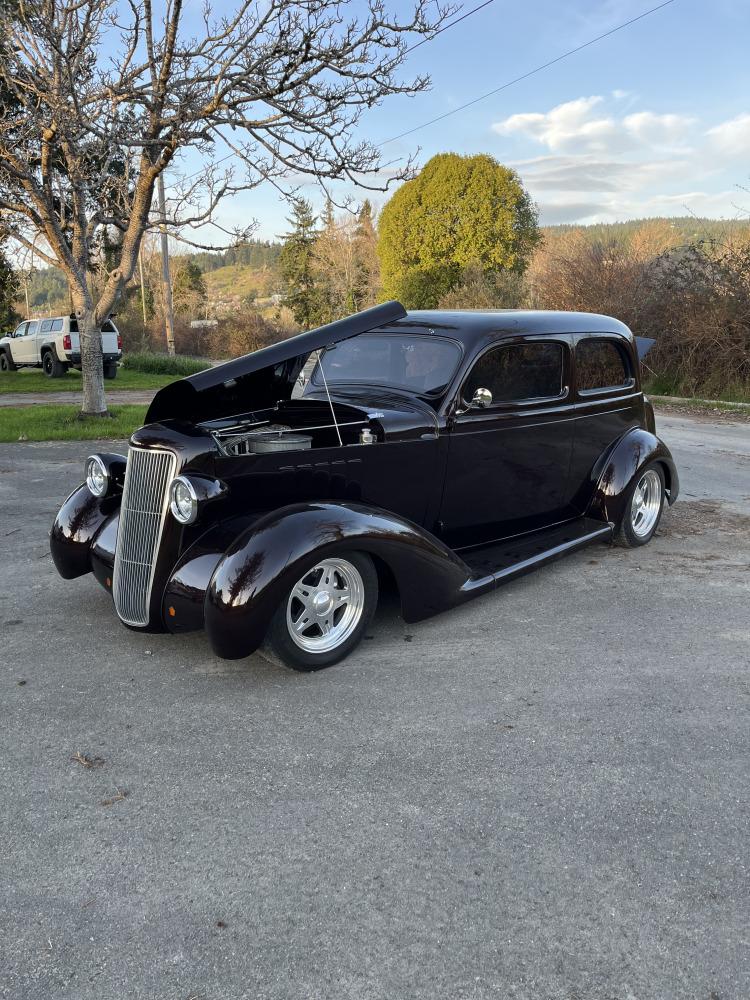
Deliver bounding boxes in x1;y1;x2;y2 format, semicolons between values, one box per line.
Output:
1;413;749;1000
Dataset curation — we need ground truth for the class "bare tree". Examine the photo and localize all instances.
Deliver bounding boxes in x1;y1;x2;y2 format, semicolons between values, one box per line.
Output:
0;0;448;415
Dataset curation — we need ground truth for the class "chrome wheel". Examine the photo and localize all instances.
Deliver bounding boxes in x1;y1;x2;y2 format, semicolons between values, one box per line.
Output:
630;468;662;539
286;558;365;654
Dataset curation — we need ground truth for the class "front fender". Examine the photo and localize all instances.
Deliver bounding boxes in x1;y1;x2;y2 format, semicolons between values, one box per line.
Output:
50;484;120;579
204;502;472;660
587;428;680;526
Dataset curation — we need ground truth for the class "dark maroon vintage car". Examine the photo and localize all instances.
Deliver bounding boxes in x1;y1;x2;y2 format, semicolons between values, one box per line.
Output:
51;302;678;670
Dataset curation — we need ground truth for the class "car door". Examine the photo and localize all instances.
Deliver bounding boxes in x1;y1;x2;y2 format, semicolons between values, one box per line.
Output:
10;321;34;363
439;336;576;548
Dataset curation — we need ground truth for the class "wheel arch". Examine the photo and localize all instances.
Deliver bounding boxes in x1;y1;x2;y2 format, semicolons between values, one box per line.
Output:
202;502;472;659
587;427;679;526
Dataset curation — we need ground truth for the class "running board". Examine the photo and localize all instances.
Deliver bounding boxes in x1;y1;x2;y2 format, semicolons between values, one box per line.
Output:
459;517;613;595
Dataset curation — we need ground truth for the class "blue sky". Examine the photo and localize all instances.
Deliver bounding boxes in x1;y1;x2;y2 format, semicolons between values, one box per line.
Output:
185;0;750;239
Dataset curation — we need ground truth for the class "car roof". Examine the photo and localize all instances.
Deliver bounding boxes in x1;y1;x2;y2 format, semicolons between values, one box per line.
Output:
380;309;633;347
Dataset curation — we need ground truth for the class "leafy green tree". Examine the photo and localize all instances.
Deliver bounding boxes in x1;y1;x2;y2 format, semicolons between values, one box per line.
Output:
279;199;319;328
378;153;541;307
438;266;529;310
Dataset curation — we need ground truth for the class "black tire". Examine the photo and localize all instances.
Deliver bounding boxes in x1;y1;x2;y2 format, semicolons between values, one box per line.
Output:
103;362;118;379
613;462;665;548
267;551;378;671
0;350;16;372
42;350;67;378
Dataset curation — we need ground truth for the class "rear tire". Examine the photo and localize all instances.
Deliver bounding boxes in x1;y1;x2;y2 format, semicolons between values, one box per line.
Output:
42;350;67;378
0;350;16;372
267;551;378;671
613;463;665;547
103;362;118;379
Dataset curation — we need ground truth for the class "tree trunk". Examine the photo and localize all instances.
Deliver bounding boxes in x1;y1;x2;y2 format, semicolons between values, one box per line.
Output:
75;292;107;416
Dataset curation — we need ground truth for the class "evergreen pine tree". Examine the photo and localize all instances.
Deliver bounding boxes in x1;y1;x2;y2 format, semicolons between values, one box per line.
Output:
279;199;319;328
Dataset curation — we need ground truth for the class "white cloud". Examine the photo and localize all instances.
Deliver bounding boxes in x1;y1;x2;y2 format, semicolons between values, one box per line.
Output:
623;111;694;146
492;94;745;224
706;113;750;158
493;96;693;156
493;96;627;154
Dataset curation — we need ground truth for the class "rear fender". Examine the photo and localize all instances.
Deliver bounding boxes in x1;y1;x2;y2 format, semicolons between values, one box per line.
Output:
204;502;472;659
587;428;680;526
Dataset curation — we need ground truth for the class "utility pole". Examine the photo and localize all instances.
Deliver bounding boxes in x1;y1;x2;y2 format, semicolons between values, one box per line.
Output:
157;173;176;356
138;246;148;326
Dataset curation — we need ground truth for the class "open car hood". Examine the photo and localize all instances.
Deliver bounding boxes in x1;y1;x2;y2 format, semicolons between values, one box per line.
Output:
146;300;407;424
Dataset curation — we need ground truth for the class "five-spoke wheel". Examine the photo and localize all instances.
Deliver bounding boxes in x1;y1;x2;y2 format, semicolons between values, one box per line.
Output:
267;551;378;671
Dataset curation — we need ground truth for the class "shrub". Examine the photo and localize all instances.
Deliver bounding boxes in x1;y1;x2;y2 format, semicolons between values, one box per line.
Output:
121;352;210;376
529;231;750;400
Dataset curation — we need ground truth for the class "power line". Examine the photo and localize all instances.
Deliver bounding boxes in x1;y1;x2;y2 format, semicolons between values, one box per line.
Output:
377;0;676;147
176;1;496;185
404;0;495;54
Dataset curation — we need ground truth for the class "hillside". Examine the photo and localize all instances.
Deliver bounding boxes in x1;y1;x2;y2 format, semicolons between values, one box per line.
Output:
19;217;750;316
202;262;282;314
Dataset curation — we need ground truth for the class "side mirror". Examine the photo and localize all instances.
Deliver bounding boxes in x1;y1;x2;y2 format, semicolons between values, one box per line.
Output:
471;387;493;409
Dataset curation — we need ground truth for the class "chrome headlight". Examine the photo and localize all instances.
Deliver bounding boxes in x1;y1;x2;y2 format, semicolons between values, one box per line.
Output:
169;476;198;524
86;455;108;497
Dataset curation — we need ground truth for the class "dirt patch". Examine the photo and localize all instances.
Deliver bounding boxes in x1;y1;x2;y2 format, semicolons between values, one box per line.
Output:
658;500;750;539
653;401;750;423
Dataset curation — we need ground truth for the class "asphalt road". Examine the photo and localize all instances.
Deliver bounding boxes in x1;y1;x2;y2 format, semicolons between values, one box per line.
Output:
1;412;748;1000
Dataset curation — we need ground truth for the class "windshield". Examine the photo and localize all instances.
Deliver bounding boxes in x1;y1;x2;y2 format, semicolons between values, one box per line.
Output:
308;334;462;395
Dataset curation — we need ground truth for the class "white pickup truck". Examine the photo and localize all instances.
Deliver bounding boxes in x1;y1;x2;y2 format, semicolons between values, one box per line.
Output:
0;314;122;378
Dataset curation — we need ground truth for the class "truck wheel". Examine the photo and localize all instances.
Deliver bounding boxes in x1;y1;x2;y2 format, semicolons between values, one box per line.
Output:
267;551;378;671
103;362;118;379
0;350;16;372
613;463;665;547
42;350;67;378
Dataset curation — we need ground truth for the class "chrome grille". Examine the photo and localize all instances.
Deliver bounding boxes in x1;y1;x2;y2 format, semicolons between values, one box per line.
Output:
113;446;177;627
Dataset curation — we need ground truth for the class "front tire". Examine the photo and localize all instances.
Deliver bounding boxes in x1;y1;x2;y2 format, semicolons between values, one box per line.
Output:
267;552;378;671
0;350;16;372
614;463;665;547
42;351;67;378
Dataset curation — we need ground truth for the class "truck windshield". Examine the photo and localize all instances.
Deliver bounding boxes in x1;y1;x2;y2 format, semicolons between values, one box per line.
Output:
308;334;462;395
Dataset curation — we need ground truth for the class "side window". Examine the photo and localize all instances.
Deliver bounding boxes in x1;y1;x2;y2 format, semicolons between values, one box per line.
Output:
14;323;27;337
51;318;63;332
26;321;39;336
101;320;115;333
464;342;563;405
577;339;630;392
40;319;52;333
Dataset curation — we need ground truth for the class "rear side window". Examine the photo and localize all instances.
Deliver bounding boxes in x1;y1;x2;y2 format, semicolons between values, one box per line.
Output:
577;339;630;392
101;320;116;333
40;319;52;333
464;342;563;404
51;318;63;332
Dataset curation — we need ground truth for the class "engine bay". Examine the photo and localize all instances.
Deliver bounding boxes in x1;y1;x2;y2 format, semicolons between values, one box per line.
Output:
198;399;379;457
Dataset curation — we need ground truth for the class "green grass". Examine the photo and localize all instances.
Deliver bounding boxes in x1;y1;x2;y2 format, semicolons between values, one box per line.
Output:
650;396;750;415
643;376;750;405
0;404;147;442
0;367;181;393
122;352;210;376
